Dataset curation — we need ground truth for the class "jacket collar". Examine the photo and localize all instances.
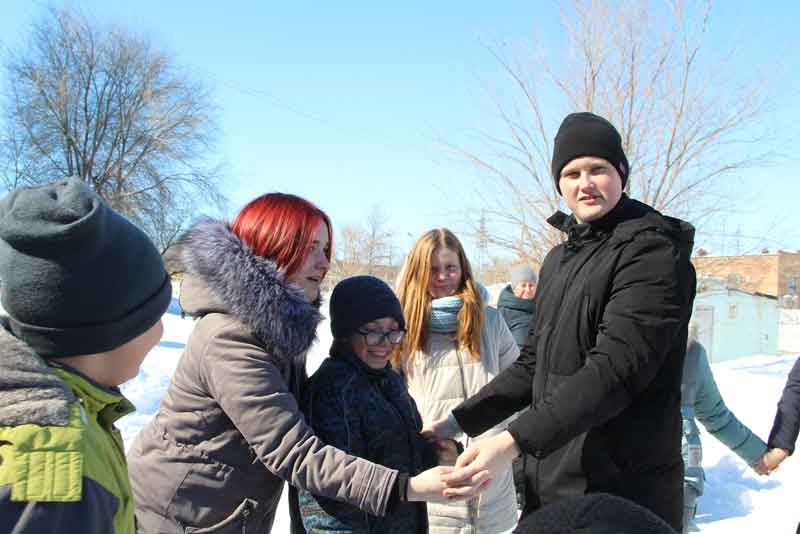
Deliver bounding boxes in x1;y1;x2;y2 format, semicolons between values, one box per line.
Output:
179;218;322;359
547;194;696;253
547;193;631;239
0;320;133;427
498;285;536;312
48;361;135;425
0;319;75;426
330;344;391;379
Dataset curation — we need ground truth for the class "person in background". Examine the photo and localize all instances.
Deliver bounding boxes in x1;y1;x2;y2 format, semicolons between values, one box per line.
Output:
0;178;171;534
127;194;486;534
757;356;800;475
680;327;768;532
299;275;461;533
497;264;538;349
394;228;520;534
497;264;538;512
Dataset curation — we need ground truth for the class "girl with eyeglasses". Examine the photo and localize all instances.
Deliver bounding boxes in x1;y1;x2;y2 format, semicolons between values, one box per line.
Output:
299;275;462;533
394;229;520;534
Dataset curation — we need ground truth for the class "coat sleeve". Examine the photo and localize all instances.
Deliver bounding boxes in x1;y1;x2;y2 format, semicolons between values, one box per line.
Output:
452;309;536;437
507;233;692;457
768;357;800;454
693;345;767;464
299;377;371;532
201;324;397;517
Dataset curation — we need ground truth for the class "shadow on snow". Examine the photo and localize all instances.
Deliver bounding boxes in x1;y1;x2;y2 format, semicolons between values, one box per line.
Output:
695;455;781;525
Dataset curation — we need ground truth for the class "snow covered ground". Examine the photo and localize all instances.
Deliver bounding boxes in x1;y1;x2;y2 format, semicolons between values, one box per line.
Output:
119;290;800;533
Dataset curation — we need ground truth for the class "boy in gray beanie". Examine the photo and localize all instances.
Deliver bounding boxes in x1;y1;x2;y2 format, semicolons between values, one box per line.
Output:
0;177;171;534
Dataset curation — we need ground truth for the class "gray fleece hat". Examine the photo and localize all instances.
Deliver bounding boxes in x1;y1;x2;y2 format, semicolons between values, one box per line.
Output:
0;178;171;358
510;264;538;287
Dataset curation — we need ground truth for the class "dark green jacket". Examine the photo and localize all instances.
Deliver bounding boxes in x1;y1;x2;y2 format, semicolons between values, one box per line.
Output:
0;320;136;534
497;285;537;348
681;339;766;495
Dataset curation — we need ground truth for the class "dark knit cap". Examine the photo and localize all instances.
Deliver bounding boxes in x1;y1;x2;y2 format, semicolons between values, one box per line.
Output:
551;112;629;194
0;178;171;358
330;276;405;339
513;493;676;534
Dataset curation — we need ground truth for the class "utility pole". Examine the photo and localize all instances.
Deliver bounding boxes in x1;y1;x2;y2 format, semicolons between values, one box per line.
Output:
476;210;489;280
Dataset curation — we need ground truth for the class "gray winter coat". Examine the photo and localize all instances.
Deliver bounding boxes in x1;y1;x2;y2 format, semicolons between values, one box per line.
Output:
127;219;398;534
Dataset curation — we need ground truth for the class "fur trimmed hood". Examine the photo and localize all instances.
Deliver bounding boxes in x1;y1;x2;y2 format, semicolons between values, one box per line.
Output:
0;317;74;426
179;217;322;359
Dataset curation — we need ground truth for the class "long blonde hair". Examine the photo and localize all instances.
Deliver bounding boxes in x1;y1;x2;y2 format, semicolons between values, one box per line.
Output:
392;228;483;369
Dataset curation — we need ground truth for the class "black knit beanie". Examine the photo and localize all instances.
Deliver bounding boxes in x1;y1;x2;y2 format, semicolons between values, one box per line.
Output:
0;178;171;358
330;275;405;339
513;493;677;534
551;112;629;194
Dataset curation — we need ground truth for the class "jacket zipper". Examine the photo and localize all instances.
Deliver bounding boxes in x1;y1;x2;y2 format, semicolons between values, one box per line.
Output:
533;235;611;502
374;379;420;534
454;347;478;533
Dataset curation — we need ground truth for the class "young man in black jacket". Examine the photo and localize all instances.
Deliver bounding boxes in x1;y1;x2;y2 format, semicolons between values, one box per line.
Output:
429;112;696;533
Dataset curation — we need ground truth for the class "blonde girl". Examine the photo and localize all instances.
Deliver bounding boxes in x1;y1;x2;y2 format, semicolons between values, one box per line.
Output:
394;228;520;534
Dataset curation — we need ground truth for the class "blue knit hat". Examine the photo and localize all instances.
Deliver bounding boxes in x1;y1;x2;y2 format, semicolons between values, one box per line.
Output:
330;276;405;339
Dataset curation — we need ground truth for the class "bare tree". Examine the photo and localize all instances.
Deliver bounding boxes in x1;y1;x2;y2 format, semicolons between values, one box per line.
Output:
362;205;394;275
0;6;225;240
327;205;397;287
329;224;367;282
445;0;771;264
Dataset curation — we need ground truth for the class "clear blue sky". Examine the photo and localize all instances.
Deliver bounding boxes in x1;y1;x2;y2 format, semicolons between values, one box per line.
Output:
1;1;798;260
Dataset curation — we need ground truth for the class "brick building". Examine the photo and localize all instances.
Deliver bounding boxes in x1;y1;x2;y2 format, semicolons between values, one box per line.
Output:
692;250;800;298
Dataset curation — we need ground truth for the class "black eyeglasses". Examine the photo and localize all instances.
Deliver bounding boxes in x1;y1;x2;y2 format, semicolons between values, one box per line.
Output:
357;329;406;346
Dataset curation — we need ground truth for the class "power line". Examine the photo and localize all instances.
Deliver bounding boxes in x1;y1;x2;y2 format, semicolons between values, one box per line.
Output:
192;67;431;155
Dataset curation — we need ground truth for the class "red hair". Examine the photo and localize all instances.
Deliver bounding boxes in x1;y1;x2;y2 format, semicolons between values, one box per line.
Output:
231;193;332;276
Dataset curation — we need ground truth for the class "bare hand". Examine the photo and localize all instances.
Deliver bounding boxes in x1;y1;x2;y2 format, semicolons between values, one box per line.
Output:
754;448;790;475
442;431;520;498
407;465;451;503
407;465;491;503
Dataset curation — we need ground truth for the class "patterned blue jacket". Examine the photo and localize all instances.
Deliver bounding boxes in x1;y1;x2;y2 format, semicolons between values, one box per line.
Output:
299;347;438;533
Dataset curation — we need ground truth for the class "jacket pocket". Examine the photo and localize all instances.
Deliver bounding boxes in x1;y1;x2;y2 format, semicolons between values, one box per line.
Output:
184;498;267;534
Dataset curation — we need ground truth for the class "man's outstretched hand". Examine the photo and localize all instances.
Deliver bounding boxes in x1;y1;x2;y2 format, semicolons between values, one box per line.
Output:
442;430;520;498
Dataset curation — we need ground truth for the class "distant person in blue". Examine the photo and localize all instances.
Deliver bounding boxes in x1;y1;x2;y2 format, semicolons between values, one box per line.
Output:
497;263;538;512
299;275;461;533
758;356;800;475
680;325;768;532
497;264;538;349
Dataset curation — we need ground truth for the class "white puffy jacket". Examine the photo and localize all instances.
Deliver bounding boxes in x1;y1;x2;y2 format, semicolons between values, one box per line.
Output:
403;306;520;534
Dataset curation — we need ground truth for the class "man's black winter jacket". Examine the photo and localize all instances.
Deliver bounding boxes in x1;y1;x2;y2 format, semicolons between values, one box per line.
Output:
768;357;800;455
453;195;696;532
